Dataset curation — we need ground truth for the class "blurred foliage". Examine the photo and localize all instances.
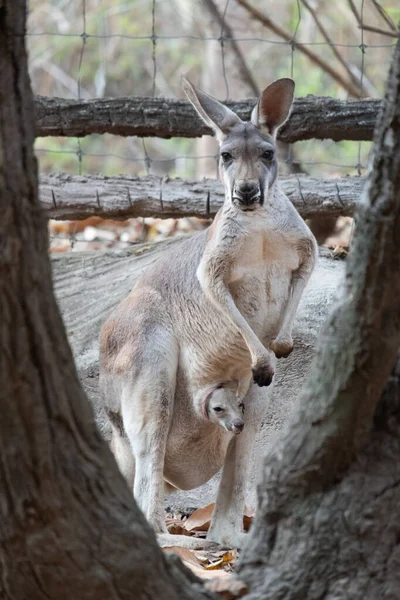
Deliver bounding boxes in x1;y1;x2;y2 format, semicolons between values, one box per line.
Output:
28;0;398;179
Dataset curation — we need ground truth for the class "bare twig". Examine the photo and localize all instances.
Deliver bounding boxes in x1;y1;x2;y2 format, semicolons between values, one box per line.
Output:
300;0;362;93
359;24;399;38
235;0;362;97
347;0;363;27
202;0;259;96
369;0;397;32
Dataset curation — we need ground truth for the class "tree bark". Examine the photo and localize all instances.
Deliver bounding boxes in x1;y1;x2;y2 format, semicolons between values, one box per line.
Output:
238;32;400;600
35;94;379;142
39;172;364;221
0;3;207;599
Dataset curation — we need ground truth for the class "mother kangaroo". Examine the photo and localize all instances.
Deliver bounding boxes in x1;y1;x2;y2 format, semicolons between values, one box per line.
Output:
99;77;317;548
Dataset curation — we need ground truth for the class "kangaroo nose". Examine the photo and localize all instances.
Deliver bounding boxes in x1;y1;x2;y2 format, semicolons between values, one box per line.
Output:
234;181;260;205
231;419;244;434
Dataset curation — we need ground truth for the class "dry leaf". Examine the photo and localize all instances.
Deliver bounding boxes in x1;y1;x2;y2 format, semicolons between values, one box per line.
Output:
189;565;231;580
204;559;225;570
204;550;236;570
184;503;215;532
183;503;254;535
192;552;209;565
189;529;207;538
166;521;192;536
331;245;349;259
162;546;203;568
163;546;233;580
205;576;248;599
195;548;232;561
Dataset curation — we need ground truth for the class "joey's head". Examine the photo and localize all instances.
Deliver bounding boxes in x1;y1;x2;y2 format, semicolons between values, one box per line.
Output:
182;76;294;212
203;388;245;435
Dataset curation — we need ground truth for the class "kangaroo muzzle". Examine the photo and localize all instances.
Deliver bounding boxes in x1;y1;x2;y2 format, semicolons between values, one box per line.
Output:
232;181;261;208
229;418;245;434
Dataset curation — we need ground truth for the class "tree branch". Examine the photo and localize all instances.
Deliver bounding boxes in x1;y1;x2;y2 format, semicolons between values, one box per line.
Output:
202;0;259;96
39;172;364;221
300;0;362;93
359;23;399;38
347;0;363;27
34;94;380;142
369;0;397;32
234;0;362;97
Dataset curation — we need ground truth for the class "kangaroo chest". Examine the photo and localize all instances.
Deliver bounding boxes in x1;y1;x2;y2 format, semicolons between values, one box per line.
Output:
178;218;305;387
228;231;300;330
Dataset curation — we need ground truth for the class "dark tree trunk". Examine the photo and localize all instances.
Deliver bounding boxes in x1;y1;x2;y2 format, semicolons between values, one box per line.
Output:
239;33;400;600
0;3;206;599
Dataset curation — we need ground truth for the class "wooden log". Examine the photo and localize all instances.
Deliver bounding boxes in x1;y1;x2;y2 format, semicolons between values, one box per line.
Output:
40;172;365;221
35;95;380;142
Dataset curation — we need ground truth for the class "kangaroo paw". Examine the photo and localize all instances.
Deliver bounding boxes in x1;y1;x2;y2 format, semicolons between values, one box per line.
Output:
269;337;294;359
252;358;274;387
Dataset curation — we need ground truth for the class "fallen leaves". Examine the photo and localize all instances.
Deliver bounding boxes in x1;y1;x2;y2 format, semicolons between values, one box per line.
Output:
163;546;205;569
331;245;349;259
48;216;208;252
162;504;254;598
183;503;216;532
48;214;353;254
182;503;254;535
163;545;247;598
165;516;192;536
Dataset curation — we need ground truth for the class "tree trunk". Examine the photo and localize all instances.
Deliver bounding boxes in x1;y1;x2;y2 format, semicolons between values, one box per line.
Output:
0;3;206;599
238;33;400;600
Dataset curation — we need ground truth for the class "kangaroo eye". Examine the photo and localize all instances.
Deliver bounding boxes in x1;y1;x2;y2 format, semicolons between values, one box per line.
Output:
262;150;274;160
239;402;245;413
221;152;233;162
213;406;224;413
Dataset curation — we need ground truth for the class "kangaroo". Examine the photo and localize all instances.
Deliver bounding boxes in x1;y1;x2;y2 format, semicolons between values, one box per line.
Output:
99;76;317;548
194;385;246;433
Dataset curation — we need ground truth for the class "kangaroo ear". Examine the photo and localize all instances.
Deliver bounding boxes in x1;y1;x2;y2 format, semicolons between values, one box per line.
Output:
201;394;210;420
251;78;295;137
182;76;241;141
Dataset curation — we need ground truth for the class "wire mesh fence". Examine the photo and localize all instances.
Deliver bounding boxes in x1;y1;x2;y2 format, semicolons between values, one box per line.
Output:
27;0;399;250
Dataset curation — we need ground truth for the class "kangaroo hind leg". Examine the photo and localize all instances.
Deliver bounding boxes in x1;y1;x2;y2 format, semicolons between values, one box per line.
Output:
121;334;178;534
109;421;135;490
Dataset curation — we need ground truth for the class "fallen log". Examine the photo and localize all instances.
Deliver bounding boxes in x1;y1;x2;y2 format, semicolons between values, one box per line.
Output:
41;172;364;221
36;95;379;142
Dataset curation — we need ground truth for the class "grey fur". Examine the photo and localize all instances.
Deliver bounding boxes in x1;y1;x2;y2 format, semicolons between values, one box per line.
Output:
99;77;317;548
